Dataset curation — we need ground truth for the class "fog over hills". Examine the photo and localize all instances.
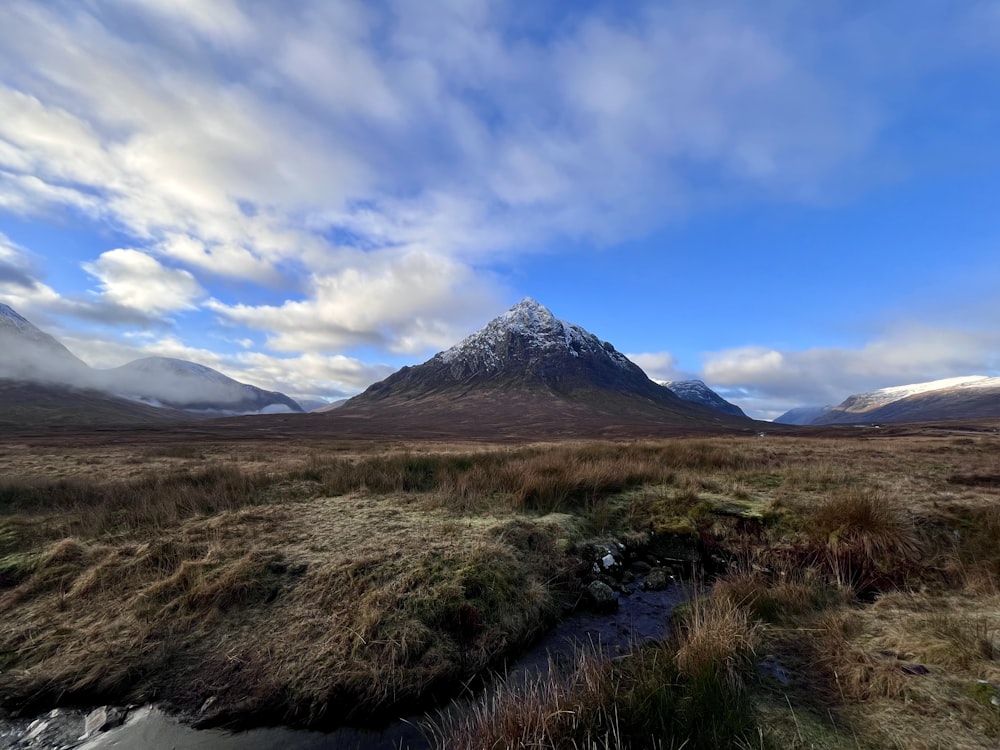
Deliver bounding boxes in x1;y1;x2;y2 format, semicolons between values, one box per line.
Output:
0;303;302;419
102;357;302;415
0;304;91;384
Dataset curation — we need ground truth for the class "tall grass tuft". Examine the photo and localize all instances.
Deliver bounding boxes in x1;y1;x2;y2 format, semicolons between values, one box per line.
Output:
429;593;761;750
809;489;921;592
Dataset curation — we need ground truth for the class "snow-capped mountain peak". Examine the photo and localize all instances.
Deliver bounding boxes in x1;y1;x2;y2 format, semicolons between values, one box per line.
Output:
438;298;632;374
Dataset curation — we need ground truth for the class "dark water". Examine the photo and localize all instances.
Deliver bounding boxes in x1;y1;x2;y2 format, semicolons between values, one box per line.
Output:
18;582;686;750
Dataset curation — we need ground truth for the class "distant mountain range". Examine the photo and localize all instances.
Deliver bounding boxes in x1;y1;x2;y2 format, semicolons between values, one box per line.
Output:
0;303;302;424
10;296;993;434
336;298;750;436
776;375;1000;425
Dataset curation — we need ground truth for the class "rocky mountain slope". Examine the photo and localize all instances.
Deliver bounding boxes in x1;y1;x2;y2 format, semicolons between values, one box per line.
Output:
340;298;751;434
661;380;747;417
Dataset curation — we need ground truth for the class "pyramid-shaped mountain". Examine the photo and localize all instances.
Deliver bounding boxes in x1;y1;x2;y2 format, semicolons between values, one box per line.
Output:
339;299;750;437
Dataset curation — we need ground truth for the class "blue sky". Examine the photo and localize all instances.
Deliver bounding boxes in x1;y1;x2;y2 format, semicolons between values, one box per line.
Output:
1;0;999;418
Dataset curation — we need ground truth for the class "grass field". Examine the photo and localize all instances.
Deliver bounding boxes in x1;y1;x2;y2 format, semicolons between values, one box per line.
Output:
1;429;999;747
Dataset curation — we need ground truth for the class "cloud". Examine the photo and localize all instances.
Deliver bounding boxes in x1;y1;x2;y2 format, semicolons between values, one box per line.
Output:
625;351;683;382
82;249;204;315
208;248;503;354
0;233;39;289
703;324;1000;418
0;0;891;280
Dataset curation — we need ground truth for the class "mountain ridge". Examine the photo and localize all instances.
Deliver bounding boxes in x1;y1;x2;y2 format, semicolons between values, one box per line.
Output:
815;375;1000;425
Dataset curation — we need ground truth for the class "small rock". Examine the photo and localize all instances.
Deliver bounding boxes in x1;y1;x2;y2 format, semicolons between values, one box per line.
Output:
630;560;651;575
24;718;49;741
83;707;108;738
643;568;669;591
81;706;125;739
587;580;618;611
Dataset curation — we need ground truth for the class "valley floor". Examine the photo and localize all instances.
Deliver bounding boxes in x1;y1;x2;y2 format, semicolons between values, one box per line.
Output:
1;426;999;748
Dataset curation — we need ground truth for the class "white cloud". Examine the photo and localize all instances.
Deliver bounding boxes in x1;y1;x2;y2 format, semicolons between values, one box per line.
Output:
702;325;1000;418
83;249;204;315
0;0;888;282
209;248;502;354
625;351;683;382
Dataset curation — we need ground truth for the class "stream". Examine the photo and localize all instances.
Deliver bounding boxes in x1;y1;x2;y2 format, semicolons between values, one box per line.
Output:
3;580;688;750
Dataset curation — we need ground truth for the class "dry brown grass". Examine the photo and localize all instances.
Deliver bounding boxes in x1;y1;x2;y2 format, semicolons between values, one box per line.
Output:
0;493;577;725
3;428;1000;746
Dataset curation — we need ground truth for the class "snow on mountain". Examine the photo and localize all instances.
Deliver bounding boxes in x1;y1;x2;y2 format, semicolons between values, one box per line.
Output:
815;375;1000;424
841;376;995;412
347;298;749;430
660;379;747;418
438;297;633;376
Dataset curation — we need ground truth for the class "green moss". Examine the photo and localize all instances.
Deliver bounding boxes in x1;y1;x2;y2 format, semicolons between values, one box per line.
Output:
964;680;1000;709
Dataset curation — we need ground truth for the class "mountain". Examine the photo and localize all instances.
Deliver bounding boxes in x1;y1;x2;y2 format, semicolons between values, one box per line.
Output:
101;357;303;415
0;303;302;423
338;298;751;437
0;304;90;384
773;405;833;425
0;380;187;429
311;398;348;413
661;380;747;417
814;376;1000;425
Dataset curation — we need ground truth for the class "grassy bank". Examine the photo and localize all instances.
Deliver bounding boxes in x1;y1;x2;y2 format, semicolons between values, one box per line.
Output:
1;433;999;747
